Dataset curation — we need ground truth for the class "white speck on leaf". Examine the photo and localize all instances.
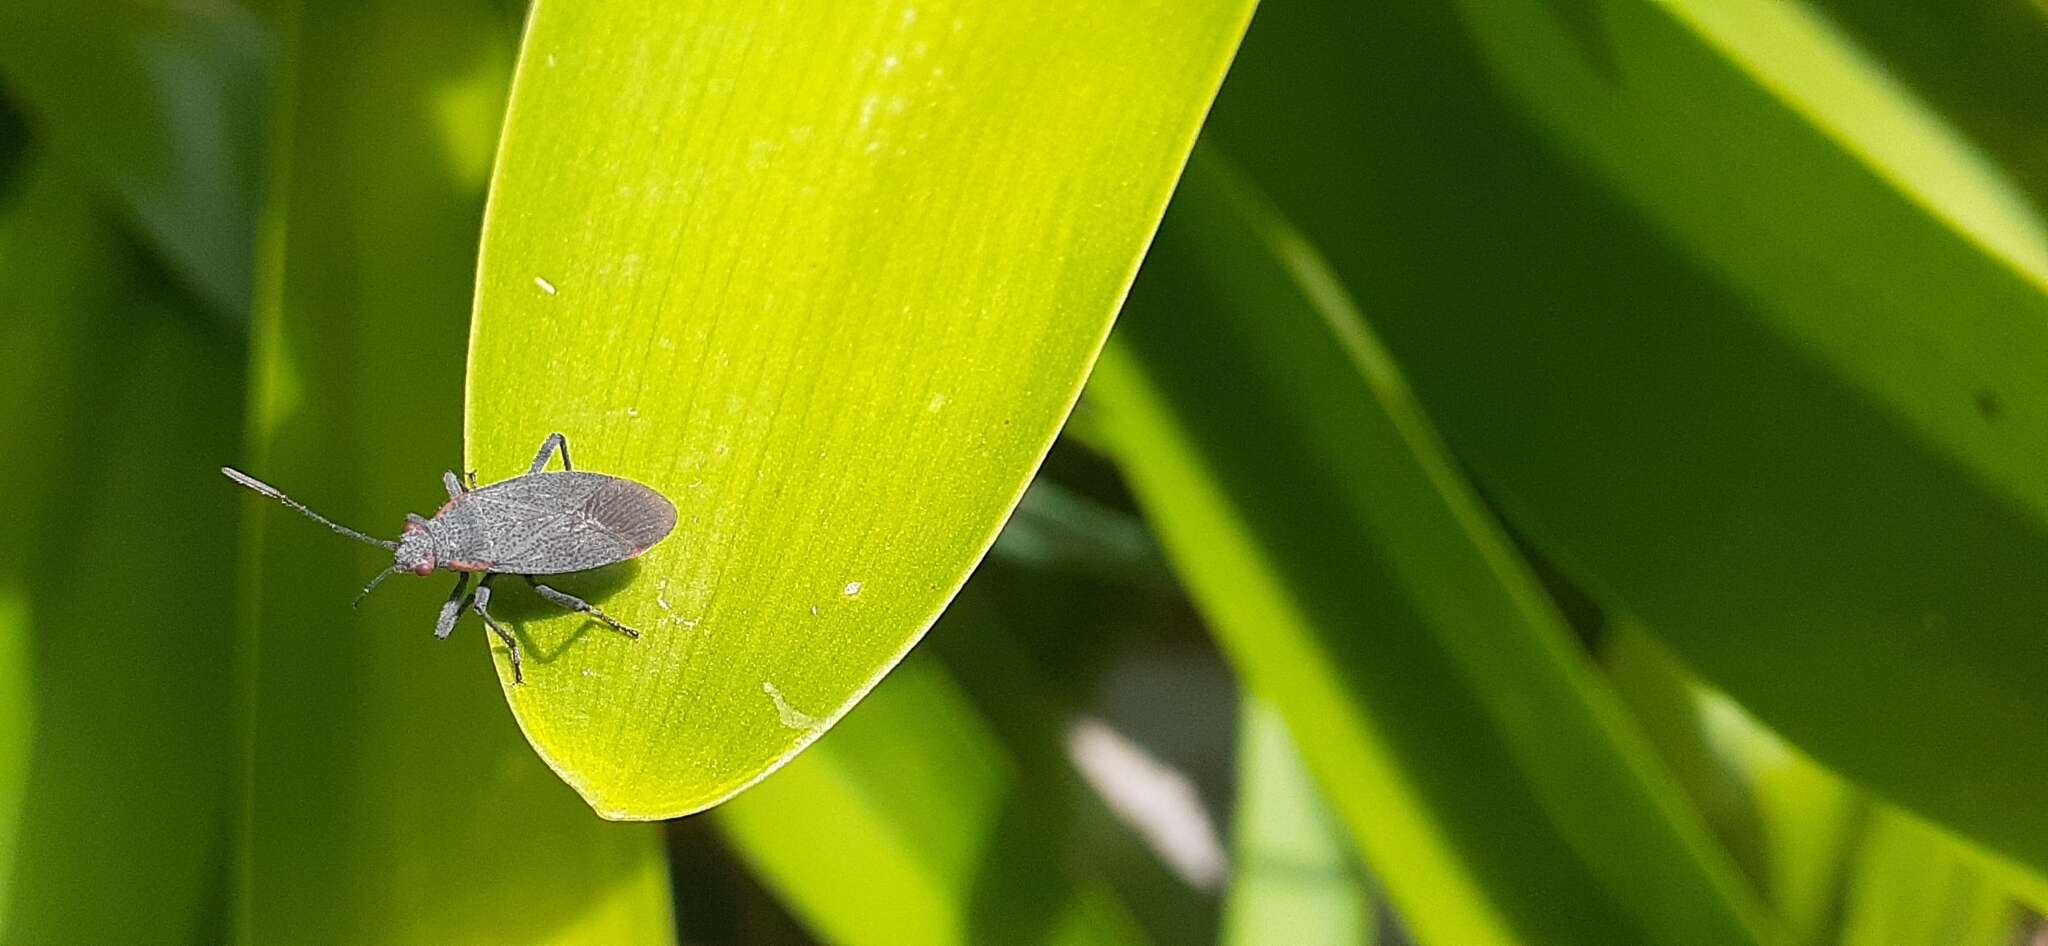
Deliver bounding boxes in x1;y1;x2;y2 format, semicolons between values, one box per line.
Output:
546;53;557;68
843;580;864;597
657;336;675;350
809;605;820;616
762;682;819;730
626;407;640;419
927;393;948;412
534;276;557;295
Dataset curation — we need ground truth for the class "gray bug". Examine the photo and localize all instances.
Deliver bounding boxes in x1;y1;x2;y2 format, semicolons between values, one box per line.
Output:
222;433;677;683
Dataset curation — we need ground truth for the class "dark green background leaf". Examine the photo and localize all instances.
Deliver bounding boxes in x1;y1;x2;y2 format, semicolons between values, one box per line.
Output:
1206;0;2048;880
0;153;241;944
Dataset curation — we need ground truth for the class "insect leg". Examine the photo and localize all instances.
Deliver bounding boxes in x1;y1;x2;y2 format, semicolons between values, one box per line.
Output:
471;578;523;684
528;432;572;474
523;576;641;639
435;573;472;639
442;471;466;500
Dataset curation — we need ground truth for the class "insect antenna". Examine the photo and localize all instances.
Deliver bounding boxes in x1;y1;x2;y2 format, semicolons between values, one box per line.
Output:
221;467;399;550
354;566;404;608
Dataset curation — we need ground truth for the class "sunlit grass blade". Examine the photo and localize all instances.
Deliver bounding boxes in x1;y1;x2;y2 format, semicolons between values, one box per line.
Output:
233;4;670;943
1762;1;2048;216
1836;813;2016;946
1205;0;2048;880
1085;151;1773;946
1699;678;2048;946
1606;626;1861;945
718;649;1144;945
1221;697;1373;946
0;154;242;943
465;0;1256;818
1616;625;2048;945
0;0;269;316
1708;700;1866;946
1602;625;1771;894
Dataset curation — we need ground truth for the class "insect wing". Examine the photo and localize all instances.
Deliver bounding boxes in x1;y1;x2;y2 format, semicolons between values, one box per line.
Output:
459;472;675;574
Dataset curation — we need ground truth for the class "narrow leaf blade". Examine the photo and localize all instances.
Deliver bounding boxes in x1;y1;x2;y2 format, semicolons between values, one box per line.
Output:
1221;696;1374;946
1087;153;1773;946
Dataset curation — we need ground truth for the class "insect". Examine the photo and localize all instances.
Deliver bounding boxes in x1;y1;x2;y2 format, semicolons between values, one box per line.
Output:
222;433;676;683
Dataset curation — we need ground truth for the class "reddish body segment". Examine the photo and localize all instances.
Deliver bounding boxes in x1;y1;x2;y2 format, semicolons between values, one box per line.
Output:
222;433;675;684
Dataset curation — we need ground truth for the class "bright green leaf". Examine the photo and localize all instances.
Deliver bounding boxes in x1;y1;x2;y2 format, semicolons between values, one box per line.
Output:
1204;0;2048;881
1221;697;1373;946
1837;812;2016;946
465;0;1255;817
1085;152;1774;946
233;4;670;943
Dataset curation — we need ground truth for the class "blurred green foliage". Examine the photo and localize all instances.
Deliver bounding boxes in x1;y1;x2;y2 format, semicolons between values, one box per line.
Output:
3;0;2046;944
